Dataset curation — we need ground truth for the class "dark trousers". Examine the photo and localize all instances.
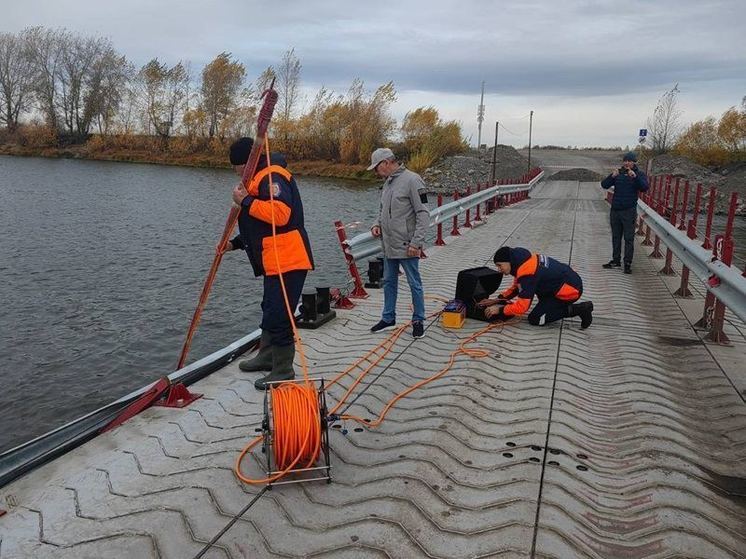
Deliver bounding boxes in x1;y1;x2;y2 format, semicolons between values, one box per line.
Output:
527;296;577;326
261;270;307;346
610;207;637;265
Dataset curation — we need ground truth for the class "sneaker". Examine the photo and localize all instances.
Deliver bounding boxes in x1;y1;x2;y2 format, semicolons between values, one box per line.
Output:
602;260;621;269
624;264;632;274
412;321;425;339
370;319;396;333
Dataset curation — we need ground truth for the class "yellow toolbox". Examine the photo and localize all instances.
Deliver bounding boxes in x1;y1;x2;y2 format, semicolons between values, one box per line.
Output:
441;300;466;329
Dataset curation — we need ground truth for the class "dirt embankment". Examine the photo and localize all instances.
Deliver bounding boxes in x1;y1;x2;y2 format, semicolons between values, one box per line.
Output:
648;154;746;215
549;168;604;181
421;146;531;193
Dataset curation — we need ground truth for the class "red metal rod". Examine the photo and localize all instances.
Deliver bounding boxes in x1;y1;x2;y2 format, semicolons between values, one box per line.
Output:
451;192;461;236
679;180;689;230
702;186;716;250
435;194;445;246
334;220;368;299
177;84;278;370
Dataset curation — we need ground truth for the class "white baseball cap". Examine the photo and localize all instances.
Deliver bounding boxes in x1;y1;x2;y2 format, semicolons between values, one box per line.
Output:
367;147;395;171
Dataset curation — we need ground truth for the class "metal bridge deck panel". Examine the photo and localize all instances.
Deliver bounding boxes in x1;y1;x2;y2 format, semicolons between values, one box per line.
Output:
1;181;744;558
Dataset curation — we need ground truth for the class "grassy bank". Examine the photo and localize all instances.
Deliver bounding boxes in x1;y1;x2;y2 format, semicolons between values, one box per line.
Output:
0;143;373;181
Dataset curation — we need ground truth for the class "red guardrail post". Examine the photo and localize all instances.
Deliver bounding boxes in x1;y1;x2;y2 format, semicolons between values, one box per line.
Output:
650;177;665;258
435;194;446;246
475;184;482;222
674;182;701;298
451;192;461;236
642;176;656;246
334;220;368;299
463;187;472;228
702;186;716;250
660;178;680;275
705;194;737;344
679;180;690;231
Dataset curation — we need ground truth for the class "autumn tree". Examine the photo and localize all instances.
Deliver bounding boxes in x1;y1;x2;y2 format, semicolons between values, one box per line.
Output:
717;105;746;153
277;47;301;124
25;26;67;130
85;49;132;135
0;31;34;131
200;52;245;139
138;58;189;139
340;79;397;164
646;84;682;153
401;106;466;172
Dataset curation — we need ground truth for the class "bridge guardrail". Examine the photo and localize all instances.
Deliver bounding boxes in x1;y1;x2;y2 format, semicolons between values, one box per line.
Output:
335;168;544;298
619;174;746;344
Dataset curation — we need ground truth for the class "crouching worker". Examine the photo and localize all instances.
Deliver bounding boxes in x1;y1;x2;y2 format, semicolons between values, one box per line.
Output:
478;246;593;329
224;137;314;390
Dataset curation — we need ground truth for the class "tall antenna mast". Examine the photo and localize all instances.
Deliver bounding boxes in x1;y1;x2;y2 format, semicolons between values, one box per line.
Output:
477;81;485;150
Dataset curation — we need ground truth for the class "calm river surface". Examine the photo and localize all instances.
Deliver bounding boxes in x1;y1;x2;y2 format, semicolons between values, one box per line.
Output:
0;155;381;452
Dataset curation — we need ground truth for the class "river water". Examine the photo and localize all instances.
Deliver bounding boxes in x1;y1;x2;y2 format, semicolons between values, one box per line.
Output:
0;156;381;452
1;157;744;453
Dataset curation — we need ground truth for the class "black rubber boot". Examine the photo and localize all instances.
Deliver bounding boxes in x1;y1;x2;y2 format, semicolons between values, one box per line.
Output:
239;330;273;372
568;301;594;329
254;344;295;390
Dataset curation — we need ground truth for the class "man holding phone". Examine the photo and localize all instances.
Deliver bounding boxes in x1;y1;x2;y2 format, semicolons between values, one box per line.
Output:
600;152;649;274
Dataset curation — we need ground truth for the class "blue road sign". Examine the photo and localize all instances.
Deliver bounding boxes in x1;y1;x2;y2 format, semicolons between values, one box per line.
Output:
639;128;648;137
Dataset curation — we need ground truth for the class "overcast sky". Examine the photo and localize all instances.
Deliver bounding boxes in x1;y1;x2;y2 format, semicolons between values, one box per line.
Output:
4;0;745;147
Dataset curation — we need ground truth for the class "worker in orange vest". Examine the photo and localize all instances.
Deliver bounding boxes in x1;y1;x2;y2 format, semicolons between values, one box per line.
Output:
225;137;314;389
479;246;593;328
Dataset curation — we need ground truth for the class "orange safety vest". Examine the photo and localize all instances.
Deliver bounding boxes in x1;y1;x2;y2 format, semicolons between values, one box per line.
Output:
238;164;314;277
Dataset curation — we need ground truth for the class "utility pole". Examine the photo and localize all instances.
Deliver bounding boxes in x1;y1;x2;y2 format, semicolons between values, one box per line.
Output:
490;121;499;184
527;110;534;173
477;81;485;150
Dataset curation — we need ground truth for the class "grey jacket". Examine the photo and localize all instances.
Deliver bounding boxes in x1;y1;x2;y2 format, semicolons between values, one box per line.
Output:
375;166;429;259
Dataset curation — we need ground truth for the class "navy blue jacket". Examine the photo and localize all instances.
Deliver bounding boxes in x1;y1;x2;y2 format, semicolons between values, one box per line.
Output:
601;166;649;210
231;152;314;277
499;247;583;316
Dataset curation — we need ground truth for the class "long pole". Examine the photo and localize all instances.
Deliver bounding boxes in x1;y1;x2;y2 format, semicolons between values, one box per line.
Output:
527;110;534;174
477;81;485;150
176;82;279;370
490;121;499;184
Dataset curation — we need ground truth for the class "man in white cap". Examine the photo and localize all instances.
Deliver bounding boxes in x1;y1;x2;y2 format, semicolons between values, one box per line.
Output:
368;148;429;338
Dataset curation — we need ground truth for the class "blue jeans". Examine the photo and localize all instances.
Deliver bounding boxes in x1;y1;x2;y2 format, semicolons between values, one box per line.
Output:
382;257;425;323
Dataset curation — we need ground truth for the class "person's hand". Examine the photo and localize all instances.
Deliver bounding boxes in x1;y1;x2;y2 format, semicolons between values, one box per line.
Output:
611;169;620;178
371;225;381;238
484;305;502;319
627;169;636;178
217;240;233;254
232;184;248;205
407;245;421;258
